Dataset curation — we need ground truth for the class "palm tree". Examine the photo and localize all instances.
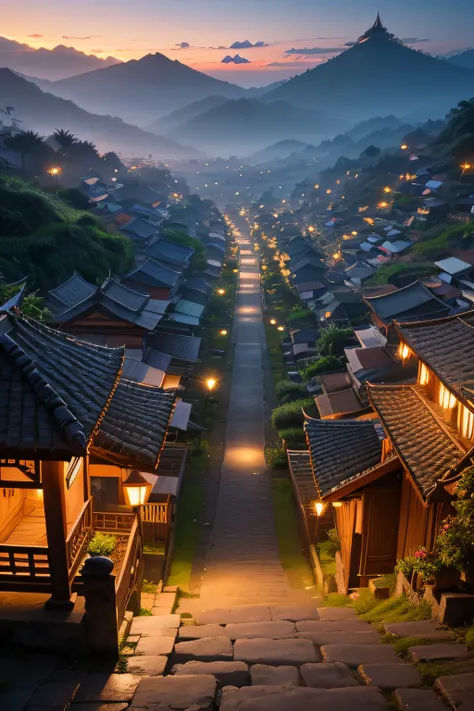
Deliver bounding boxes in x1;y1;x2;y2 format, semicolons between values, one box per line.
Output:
4;130;48;179
52;128;78;149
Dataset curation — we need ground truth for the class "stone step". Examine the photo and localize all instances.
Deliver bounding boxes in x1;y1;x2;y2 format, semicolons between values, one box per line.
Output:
195;605;272;625
358;663;422;690
250;664;301;687
317;607;358;621
130;614;180;636
134;636;175;656
129;674;217;711
224;621;296;640
219;685;389;710
395;688;449;710
321;644;399;668
74;673;141;705
126;655;168;676
435;672;474;709
234;638;320;666
296;619;370;633
178;624;225;640
172;660;250;688
294;630;381;646
270;606;320;622
300;662;358;689
174;636;233;663
384;621;452;641
408;643;470;662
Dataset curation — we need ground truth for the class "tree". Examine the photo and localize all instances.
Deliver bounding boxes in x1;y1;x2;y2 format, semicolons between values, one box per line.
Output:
52;129;78;149
4;130;52;179
318;325;355;356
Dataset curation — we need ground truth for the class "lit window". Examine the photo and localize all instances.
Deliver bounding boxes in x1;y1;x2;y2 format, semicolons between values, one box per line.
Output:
397;342;411;361
419;363;430;386
438;383;457;410
458;404;474;440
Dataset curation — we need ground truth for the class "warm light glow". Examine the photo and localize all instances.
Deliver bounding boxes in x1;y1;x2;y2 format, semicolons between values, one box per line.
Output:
351;231;358;236
461;162;472;171
326;189;332;195
308;225;315;233
419;362;430;386
277;326;285;332
315;501;326;516
378;201;389;209
173;192;179;198
123;470;152;508
383;186;392;193
324;311;332;319
273;213;279;219
398;342;411;361
49;167;60;176
314;184;320;189
35;489;44;501
217;288;226;295
438;383;457;410
332;252;341;261
336;179;341;185
458;404;474;439
233;268;239;273
332;501;343;508
270;319;277;325
220;329;228;336
206;378;217;392
401;144;408;150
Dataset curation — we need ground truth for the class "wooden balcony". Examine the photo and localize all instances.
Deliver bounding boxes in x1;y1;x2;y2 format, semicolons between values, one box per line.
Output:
0;544;50;590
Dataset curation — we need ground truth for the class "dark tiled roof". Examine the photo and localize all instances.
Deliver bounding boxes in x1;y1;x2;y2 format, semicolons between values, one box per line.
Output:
93;379;175;469
364;281;450;324
287;450;318;506
148;331;202;363
144;349;172;372
47;272;97;313
397;313;474;406
121;218;158;241
315;388;363;418
291;329;318;345
319;372;352;393
304;417;382;497
125;260;181;288
184;276;212;295
0;312;123;457
292;266;325;284
368;384;465;498
147;240;194;266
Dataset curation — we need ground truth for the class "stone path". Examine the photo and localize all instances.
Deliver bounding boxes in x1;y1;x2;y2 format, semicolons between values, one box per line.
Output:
188;215;311;609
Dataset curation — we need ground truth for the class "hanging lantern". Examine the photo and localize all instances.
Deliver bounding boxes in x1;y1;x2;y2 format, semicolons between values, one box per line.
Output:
123;470;152;508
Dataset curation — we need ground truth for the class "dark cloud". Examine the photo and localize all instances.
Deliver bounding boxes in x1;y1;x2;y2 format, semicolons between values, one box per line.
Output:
230;40;268;49
28;34;43;39
62;35;101;40
401;37;429;44
285;46;344;55
221;54;251;64
175;42;190;49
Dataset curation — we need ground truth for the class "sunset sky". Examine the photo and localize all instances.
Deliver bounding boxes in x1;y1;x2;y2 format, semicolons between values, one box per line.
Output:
3;0;474;86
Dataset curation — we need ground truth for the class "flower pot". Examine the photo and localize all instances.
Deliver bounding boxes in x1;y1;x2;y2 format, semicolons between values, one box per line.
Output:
432;567;460;592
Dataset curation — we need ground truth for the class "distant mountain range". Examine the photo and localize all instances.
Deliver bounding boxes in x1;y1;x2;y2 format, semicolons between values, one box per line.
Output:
0;70;197;159
264;17;474;122
44;53;246;125
147;95;230;134
168;98;347;156
245;139;316;164
448;49;474;71
0;36;120;80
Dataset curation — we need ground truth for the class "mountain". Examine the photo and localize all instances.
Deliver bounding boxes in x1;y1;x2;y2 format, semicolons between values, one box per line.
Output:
245;139;315;164
0;70;197;159
265;15;474;122
221;54;250;65
169;97;346;156
48;53;246;125
0;36;120;80
448;49;474;71
146;95;229;134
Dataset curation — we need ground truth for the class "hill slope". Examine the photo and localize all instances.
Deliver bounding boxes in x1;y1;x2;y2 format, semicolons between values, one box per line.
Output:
0;70;197;159
265;19;474;121
169;98;346;156
147;95;230;134
49;53;246;125
0;36;120;80
448;50;474;71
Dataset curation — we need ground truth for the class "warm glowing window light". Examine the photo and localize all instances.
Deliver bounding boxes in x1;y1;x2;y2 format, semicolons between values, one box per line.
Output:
419;362;430;386
398;342;411;361
458;404;474;440
438;383;457;410
314;501;326;516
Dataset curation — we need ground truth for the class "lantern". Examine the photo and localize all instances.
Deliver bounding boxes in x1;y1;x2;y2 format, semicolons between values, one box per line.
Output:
123;470;152;508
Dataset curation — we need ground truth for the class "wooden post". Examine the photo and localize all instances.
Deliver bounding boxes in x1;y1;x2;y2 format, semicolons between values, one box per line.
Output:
42;460;73;609
82;575;119;659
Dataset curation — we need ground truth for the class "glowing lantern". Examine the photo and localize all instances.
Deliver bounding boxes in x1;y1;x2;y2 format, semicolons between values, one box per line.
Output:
123;470;152;508
315;501;326;516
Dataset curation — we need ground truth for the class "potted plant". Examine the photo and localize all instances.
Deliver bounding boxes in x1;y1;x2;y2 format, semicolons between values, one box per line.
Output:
87;532;117;558
413;547;459;592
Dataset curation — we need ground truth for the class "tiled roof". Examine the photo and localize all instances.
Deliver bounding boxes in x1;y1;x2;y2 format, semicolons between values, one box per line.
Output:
147;240;194;266
144;349;172;372
93;379;175;469
125;259;181;288
121;218;158;241
368;384;465;498
287;450;318;506
47;273;97;313
304;417;382;497
0;312;123;457
397;313;474;407
319;371;352;393
364;281;450;324
148;331;202;363
315;388;363;419
184;276;212;295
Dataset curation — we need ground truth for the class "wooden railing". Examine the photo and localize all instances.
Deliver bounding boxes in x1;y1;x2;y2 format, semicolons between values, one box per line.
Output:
115;517;142;624
0;544;50;589
142;500;171;543
66;497;93;578
93;511;135;533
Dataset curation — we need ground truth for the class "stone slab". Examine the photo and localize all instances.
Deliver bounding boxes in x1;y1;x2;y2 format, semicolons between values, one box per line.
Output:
296;619;370;633
250;664;301;687
126;655;168;676
395;688;448;710
300;662;358;689
134;636;175;656
172;660;250;687
270;606;320;622
75;674;141;703
129;674;217;710
317;607;358;621
195;606;272;625
384;621;452;641
435;673;474;709
174;636;233;662
130;615;180;635
178;624;225;640
219;685;389;710
294;630;381;646
71;705;129;711
234;638;319;666
408;643;469;662
358;663;422;690
225;621;295;640
322;644;399;668
25;680;80;708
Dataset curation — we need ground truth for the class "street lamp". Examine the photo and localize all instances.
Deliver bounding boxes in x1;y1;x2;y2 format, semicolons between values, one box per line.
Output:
270;319;277;325
122;470;152;508
217;288;226;295
314;501;326;516
383;186;391;193
400;144;408;150
49;166;61;186
220;329;228;336
277;325;285;332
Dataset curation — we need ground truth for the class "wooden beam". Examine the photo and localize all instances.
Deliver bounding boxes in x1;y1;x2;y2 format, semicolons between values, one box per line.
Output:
324;457;400;504
42;460;73;609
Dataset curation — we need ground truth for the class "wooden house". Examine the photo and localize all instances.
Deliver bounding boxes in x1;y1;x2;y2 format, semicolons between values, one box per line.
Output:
122;259;182;301
0;312;176;628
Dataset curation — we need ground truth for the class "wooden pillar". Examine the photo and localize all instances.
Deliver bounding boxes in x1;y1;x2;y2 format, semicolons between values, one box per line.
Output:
42;460;73;609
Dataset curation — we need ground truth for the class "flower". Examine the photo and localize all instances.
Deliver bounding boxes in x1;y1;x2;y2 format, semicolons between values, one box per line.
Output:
414;547;427;559
349;591;360;601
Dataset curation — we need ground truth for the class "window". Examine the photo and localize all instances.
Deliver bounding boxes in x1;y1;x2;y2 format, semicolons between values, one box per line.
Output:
458;404;474;440
66;457;82;488
438;383;457;410
397;342;411;361
419;362;430;386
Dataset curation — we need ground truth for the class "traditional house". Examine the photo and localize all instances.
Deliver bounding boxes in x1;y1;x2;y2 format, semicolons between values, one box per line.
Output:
122;260;182;301
146;240;194;271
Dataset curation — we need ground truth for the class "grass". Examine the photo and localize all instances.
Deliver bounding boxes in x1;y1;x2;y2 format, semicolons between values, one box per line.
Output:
271;477;314;590
317;593;353;607
141;579;158;594
139;608;152;616
388;636;431;657
316;540;337;578
166;473;204;591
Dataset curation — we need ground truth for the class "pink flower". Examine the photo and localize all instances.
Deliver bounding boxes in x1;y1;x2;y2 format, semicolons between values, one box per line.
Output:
349;591;360;601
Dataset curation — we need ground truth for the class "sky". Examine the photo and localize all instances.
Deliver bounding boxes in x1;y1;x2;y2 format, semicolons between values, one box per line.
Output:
3;0;474;86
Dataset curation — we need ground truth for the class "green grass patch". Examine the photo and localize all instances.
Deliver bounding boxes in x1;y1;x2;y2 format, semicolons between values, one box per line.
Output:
389;636;431;658
139;608;152;616
317;593;353;607
141;579;158;594
167;475;204;591
271;477;314;590
316;540;337;578
359;595;433;624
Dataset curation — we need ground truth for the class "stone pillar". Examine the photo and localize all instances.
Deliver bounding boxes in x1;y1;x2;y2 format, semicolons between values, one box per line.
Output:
82;573;119;659
42;460;73;609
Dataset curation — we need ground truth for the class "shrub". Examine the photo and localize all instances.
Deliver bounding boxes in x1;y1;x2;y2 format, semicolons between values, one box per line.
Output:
57;188;90;210
318;326;355;356
302;356;343;380
395;555;417;579
325;528;340;556
435;466;474;572
278;427;307;448
265;446;287;470
87;532;117;558
271;398;315;430
275;379;307;403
